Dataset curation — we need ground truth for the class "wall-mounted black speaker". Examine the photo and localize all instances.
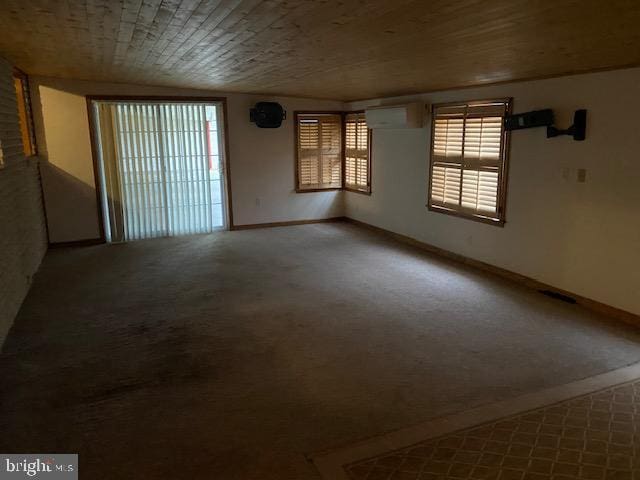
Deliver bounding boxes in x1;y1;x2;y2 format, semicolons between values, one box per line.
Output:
250;102;286;128
547;109;587;141
504;109;554;131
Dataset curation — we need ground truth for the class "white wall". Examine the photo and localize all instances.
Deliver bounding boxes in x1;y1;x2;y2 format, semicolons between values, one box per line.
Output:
0;57;48;347
226;94;344;225
345;68;640;316
29;76;345;242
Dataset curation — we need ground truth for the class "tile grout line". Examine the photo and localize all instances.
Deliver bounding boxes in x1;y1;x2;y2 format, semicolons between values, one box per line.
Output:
310;361;640;480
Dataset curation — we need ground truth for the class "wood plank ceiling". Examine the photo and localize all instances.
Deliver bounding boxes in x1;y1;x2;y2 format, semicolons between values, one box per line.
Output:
1;0;640;101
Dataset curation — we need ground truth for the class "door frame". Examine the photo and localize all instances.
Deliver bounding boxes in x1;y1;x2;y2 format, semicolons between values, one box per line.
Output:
86;95;235;241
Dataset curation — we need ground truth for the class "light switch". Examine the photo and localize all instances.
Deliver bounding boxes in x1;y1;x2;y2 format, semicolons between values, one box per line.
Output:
577;169;587;183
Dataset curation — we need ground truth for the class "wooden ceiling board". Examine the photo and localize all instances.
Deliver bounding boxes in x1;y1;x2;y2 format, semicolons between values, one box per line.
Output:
1;0;639;101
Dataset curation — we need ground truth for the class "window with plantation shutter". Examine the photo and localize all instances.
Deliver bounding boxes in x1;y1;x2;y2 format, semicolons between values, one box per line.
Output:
344;111;371;194
295;112;342;191
428;99;511;225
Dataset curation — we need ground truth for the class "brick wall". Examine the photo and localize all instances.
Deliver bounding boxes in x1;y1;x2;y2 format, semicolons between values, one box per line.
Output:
0;57;47;347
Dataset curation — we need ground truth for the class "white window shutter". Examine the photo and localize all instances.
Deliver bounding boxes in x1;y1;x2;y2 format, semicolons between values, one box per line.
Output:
429;100;509;222
297;113;342;190
344;112;370;193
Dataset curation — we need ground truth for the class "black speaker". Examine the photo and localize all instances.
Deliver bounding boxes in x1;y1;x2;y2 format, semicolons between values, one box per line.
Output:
250;102;286;128
504;109;554;131
547;109;587;141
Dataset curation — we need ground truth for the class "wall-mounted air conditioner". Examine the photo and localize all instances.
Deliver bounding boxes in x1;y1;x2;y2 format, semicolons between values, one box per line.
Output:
365;102;423;129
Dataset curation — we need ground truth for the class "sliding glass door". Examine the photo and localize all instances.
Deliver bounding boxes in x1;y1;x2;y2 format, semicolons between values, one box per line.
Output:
92;100;228;242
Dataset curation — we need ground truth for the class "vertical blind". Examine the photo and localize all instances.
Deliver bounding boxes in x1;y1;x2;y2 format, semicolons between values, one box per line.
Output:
296;113;342;190
345;112;370;193
429;100;510;222
95;102;225;242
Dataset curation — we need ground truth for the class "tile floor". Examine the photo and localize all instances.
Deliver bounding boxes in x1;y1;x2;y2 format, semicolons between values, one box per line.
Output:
345;379;640;480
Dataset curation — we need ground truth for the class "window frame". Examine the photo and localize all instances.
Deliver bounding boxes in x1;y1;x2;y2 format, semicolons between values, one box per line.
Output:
12;68;37;157
343;110;372;196
294;110;345;193
294;110;372;194
86;94;235;240
426;98;512;226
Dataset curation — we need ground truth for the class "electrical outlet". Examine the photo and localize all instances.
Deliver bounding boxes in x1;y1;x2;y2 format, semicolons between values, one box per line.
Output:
577;169;587;183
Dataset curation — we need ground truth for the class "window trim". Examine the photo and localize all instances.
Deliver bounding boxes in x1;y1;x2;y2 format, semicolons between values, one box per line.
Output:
12;68;38;157
294;110;345;193
294;110;372;195
343;110;372;196
426;98;512;227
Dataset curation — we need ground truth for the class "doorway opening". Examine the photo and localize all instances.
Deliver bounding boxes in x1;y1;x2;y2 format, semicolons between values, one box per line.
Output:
89;98;230;242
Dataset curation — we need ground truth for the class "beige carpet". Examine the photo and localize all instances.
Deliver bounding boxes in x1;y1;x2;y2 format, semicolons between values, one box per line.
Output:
1;222;639;479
